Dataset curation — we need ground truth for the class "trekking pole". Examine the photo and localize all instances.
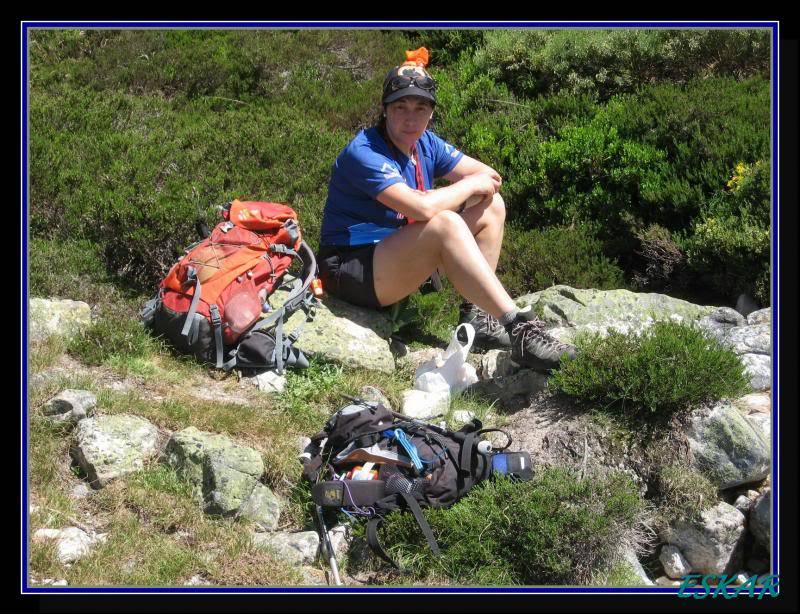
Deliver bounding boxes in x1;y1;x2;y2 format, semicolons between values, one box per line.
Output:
314;504;343;586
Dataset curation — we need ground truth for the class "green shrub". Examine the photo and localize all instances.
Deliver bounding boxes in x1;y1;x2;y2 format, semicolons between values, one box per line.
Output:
655;463;719;528
473;29;770;101
68;302;162;366
549;320;751;417
376;468;646;585
680;160;771;305
498;223;626;296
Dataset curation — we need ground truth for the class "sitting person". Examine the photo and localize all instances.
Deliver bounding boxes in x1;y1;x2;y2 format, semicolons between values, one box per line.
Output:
317;47;576;371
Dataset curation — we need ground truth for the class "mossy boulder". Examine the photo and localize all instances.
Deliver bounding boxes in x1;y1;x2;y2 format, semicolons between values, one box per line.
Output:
269;289;395;373
515;285;715;344
164;427;267;516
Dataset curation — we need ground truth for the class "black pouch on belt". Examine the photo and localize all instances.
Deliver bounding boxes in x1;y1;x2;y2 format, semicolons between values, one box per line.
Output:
312;480;386;507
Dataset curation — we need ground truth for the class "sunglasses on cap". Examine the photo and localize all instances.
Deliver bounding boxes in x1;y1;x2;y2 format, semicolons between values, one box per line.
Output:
384;73;436;93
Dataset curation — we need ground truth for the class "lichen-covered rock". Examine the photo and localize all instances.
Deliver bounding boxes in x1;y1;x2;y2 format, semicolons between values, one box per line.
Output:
252;531;319;565
686;402;770;490
745;413;770;442
661;502;747;574
43;389;97;423
701;307;747;329
29;298;93;343
164;427;264;515
739;354;771;391
360;386;392;409
271;290;394;373
237;483;281;531
747;308;771;326
710;324;770;356
749;490;771;551
659;544;693;579
73;415;159;488
515;285;714;344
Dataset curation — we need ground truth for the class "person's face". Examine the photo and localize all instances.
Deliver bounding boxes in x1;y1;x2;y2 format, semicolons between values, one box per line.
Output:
384;96;434;152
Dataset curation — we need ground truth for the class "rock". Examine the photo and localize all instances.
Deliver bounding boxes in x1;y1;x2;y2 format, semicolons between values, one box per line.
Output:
359;386;392;409
29;298;93;343
328;524;352;559
398;347;442;373
478;349;517;380
745;413;770;442
43;389;97;423
686;401;770;489
467;369;548;408
749;490;771;551
33;527;106;564
164;427;264;516
237;483;281;531
655;576;682;587
297;436;312;455
272;290;395;374
747;308;771;326
736;294;759;318
734;495;753;514
659;544;693;579
73;415;159;488
621;548;654;585
70;483;91;500
452;410;476;424
739;354;771;391
183;575;209;586
661;502;747;574
515;285;715;344
253;371;286;394
705;307;747;328
712;324;770;356
746;490;761;500
400;389;450;420
733;393;771;415
252;531;319;566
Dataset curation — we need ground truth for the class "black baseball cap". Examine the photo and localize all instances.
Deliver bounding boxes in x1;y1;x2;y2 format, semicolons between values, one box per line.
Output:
381;64;437;106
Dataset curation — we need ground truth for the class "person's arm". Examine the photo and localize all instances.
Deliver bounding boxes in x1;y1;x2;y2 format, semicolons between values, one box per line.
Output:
376;172;500;222
443;154;502;185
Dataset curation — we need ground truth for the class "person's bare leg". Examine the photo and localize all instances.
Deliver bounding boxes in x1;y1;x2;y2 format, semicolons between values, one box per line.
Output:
458;192;505;272
372;210;516;317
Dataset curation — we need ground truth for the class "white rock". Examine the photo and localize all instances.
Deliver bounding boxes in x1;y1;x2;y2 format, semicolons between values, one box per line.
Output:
43;389;97;423
659;544;693;579
747;308;771;326
183;575;208;586
400;389;450;420
33;527;104;564
655;576;682;587
733;392;771;414
661;502;747;574
254;370;287;394
70;483;91;500
252;531;320;566
746;413;771;442
327;524;352;559
734;495;754;513
478;350;516;380
452;410;476;424
621;548;654;585
740;354;772;391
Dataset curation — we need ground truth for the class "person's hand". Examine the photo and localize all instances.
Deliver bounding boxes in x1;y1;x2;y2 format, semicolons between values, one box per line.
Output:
468;172;501;196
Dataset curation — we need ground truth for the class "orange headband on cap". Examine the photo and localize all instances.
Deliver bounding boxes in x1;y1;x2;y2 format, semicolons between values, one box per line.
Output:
402;47;430;68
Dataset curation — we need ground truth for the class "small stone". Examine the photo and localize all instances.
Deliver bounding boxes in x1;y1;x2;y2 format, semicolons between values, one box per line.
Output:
746;308;771;326
734;495;753;513
655;576;682;587
359;386;392;409
746;490;761;500
183;575;208;586
400;389;450;420
452;410;476;424
327;524;351;559
43;389;97;423
254;370;286;394
733;392;771;415
659;544;692;579
33;527;103;564
252;531;320;566
296;436;312;455
70;483;91;500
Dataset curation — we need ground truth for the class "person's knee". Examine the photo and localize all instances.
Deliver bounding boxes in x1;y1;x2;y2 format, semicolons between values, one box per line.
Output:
428;209;470;239
489;192;506;224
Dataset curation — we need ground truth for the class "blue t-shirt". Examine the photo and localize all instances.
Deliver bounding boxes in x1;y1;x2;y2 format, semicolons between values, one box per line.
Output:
320;127;464;246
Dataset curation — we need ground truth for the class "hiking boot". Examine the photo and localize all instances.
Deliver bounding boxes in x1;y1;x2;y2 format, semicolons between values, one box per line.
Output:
508;316;578;372
458;303;511;351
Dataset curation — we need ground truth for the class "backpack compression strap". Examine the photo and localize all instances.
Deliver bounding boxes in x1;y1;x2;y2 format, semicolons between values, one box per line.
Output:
365;493;441;569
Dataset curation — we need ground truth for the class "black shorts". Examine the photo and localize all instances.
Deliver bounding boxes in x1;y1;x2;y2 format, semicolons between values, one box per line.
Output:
317;244;383;310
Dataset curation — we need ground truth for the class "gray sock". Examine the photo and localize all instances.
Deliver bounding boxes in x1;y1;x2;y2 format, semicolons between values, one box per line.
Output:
498;309;519;328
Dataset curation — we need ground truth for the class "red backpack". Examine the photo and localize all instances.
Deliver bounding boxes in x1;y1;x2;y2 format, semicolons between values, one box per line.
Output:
141;200;318;373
